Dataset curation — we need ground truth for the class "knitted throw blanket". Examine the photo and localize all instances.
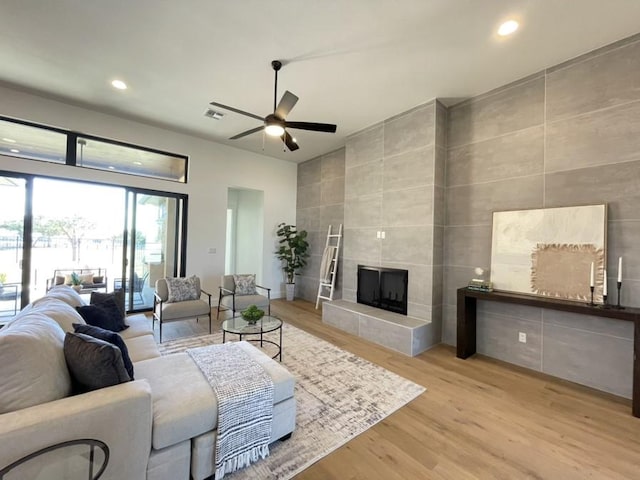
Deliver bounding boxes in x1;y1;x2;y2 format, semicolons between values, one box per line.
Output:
187;342;275;480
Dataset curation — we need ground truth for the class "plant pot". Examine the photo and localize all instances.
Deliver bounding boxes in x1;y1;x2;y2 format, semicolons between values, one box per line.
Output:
72;285;82;292
285;283;295;301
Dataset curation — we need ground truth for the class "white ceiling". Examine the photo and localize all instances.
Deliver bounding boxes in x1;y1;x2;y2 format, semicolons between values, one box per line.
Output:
1;0;640;163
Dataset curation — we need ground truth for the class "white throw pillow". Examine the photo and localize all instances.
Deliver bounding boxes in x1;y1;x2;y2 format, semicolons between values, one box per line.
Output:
41;285;87;308
0;312;72;413
31;297;86;333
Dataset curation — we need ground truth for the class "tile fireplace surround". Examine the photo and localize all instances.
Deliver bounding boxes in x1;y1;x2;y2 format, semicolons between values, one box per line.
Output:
322;299;435;356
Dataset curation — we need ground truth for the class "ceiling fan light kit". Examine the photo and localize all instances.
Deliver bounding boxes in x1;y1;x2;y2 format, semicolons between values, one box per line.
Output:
209;59;337;151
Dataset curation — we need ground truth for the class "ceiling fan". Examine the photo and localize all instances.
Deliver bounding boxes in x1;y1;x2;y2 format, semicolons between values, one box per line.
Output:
209;60;337;152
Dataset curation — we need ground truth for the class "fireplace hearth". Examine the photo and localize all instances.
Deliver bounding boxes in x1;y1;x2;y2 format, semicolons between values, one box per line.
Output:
357;265;408;315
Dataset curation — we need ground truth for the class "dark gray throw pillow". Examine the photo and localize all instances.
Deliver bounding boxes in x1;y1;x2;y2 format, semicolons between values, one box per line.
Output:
76;297;128;332
64;332;131;393
91;289;125;319
73;323;134;380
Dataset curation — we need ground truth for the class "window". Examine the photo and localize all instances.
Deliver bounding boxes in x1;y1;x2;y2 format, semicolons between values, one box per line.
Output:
0;119;66;164
0;116;188;183
76;136;187;182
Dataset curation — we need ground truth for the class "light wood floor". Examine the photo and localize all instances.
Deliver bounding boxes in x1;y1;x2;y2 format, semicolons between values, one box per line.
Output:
155;299;640;480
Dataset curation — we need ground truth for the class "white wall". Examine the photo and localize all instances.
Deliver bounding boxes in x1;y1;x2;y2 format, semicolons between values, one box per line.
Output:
0;85;297;298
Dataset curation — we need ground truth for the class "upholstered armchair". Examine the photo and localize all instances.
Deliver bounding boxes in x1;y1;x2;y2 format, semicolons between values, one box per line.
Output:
153;276;212;342
216;274;271;320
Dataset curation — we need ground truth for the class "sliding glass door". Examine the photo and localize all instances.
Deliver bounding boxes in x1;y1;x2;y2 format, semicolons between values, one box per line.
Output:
30;178;125;302
0;175;27;320
0;173;187;315
122;190;185;312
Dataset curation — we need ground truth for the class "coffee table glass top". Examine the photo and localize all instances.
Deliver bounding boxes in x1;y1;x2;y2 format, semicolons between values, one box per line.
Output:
222;315;282;335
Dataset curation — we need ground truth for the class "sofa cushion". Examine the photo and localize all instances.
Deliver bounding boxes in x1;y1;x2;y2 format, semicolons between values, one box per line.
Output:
43;285;86;308
159;299;210;321
74;324;134;379
76;298;128;332
125;334;161;363
135;353;217;449
220;293;269;311
91;289;125;319
64;332;130;392
31;297;86;333
0;313;71;414
119;313;153;340
134;342;295;450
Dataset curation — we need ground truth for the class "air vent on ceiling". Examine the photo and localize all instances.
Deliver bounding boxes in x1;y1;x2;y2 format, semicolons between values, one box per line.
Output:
203;108;224;120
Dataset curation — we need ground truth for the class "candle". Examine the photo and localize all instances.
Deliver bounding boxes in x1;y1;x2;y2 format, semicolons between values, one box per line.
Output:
603;269;607;296
590;262;594;287
618;257;622;283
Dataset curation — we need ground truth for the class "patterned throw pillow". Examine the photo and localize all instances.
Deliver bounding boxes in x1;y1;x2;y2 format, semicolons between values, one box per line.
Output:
233;274;257;295
166;276;200;303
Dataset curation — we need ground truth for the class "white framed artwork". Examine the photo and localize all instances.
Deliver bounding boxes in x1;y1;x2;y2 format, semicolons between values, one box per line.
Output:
490;204;607;302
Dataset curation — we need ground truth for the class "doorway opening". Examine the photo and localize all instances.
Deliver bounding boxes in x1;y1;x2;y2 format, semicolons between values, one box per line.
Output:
225;188;264;282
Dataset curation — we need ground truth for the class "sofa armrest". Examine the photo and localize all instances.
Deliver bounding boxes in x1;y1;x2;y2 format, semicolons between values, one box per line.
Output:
0;380;153;480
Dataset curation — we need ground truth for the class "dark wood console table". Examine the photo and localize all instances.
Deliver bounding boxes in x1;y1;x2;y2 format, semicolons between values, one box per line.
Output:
456;287;640;417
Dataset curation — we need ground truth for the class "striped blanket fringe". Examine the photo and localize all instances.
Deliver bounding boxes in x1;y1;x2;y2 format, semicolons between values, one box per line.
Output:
216;444;270;479
187;342;274;480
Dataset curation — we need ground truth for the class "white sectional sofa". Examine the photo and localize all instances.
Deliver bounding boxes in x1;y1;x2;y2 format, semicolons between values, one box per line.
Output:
0;286;296;480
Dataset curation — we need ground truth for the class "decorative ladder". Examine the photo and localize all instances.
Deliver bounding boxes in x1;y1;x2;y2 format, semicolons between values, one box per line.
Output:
315;224;343;309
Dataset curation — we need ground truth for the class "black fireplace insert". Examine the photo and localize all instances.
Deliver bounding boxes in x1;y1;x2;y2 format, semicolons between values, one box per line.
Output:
357;265;408;315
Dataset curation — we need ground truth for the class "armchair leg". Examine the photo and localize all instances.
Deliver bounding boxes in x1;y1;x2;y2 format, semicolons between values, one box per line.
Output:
159;321;163;343
208;312;212;334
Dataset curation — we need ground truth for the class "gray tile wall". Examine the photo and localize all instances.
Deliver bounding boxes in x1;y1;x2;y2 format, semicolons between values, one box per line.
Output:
444;35;640;398
296;148;345;302
343;101;444;334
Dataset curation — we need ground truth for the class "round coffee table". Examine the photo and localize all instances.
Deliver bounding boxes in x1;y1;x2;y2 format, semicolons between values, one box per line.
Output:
222;315;283;361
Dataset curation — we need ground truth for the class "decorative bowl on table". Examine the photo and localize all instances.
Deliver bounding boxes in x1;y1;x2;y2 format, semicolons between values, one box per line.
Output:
240;305;265;325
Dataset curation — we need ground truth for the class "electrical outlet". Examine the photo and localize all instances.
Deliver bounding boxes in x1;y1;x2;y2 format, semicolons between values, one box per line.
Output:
518;332;527;343
208;247;216;254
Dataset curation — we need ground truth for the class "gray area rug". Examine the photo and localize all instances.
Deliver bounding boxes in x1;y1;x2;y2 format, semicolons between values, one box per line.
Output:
158;323;425;480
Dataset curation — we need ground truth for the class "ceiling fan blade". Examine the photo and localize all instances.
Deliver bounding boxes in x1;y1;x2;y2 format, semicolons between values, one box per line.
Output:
284;121;337;133
229;126;264;140
282;131;300;151
274;91;299;119
209;101;264;122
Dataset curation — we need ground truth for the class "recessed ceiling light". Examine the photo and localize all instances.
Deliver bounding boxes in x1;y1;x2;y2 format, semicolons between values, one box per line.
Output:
108;166;115;170
2;137;16;143
498;20;519;36
292;137;297;143
133;161;142;166
10;148;20;153
111;79;128;90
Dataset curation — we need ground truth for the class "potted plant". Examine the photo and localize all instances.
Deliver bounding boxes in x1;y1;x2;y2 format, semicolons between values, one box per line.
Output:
70;272;83;292
275;223;310;301
240;305;265;325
